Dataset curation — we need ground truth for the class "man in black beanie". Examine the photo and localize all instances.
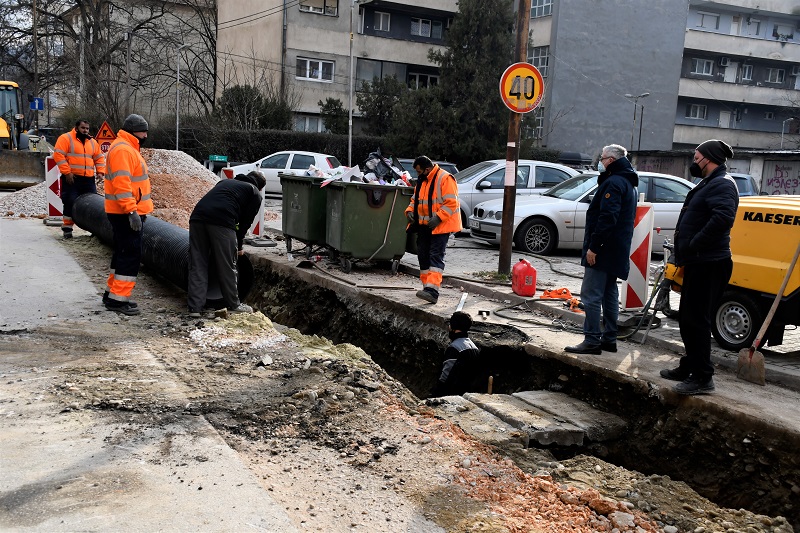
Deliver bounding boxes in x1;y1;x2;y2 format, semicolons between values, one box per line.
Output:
660;139;738;395
431;311;481;396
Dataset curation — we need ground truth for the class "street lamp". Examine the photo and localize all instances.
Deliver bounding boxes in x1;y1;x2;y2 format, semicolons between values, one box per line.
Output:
624;92;650;151
781;117;797;149
348;0;371;167
175;43;189;151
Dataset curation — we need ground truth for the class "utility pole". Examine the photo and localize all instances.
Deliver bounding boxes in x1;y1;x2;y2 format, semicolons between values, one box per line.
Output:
32;0;39;129
125;33;132;117
498;0;532;275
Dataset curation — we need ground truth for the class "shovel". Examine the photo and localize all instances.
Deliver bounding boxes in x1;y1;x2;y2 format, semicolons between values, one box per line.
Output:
736;241;800;386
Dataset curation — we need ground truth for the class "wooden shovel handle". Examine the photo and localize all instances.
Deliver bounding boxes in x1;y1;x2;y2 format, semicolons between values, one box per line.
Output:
751;241;800;351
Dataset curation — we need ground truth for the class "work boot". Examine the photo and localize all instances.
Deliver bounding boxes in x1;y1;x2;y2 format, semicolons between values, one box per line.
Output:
62;230;73;240
188;309;202;319
660;368;689;381
230;303;253;314
565;341;601;355
103;291;137;308
105;300;141;316
416;289;438;304
673;376;715;395
600;341;617;353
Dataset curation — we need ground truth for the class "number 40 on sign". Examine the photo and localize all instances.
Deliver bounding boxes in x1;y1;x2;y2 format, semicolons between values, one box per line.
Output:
499;62;544;114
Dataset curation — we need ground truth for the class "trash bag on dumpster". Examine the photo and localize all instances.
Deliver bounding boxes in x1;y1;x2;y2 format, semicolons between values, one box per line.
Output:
363;150;405;184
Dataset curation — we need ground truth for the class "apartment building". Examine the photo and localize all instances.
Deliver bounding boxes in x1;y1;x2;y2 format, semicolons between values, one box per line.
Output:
216;0;457;135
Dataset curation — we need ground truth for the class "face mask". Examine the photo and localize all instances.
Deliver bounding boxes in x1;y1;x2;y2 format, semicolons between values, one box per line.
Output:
689;161;703;178
76;131;90;141
597;161;606;173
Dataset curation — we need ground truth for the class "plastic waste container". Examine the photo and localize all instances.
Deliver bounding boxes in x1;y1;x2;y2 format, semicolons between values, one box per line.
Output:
325;181;413;273
280;173;328;258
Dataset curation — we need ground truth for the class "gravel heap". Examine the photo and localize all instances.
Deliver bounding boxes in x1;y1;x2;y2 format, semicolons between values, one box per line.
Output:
0;149;221;228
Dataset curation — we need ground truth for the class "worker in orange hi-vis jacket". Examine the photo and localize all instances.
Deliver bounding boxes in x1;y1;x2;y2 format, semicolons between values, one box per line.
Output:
52;119;106;239
102;113;152;316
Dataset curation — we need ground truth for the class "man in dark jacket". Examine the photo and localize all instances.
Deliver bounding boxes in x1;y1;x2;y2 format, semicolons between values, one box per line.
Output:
431;311;481;396
566;144;638;355
661;140;738;395
187;171;266;317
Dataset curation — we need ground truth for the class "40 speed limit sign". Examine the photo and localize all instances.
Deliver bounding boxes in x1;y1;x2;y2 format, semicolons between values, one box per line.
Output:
499;62;544;113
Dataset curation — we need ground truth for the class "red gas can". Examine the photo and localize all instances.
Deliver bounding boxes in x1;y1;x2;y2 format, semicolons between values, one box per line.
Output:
512;258;537;297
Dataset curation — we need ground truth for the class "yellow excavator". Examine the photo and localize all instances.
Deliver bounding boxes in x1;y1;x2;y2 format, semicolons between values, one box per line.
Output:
1;80;48;189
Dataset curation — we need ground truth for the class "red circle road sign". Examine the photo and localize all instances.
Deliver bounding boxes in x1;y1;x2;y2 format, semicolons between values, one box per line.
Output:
499;62;545;113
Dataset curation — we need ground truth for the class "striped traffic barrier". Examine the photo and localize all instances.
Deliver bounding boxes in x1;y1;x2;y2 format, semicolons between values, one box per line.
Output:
621;201;654;310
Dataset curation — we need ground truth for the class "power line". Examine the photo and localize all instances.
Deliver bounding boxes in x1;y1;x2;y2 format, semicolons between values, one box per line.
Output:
218;1;301;31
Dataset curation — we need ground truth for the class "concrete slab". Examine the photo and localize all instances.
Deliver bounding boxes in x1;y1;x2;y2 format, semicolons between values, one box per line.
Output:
429;396;529;447
463;393;585;447
512;390;628;442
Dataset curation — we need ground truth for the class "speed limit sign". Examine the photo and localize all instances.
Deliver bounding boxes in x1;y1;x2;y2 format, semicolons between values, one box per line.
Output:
499;62;544;113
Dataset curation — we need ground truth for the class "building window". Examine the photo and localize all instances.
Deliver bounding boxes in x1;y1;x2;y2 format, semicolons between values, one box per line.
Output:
528;46;549;77
374;12;390;32
766;68;785;83
697;11;720;30
686;104;707;120
764;112;774;120
296;58;334;82
531;0;553;18
773;23;794;41
408;73;439;89
431;20;443;39
742;64;753;80
294;115;324;133
411;18;431;37
691;58;714;75
299;0;338;16
532;107;544;139
745;18;761;36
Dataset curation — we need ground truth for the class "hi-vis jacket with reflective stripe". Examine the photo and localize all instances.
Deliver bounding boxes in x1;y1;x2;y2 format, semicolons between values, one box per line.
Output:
104;130;153;215
53;129;106;177
405;164;462;235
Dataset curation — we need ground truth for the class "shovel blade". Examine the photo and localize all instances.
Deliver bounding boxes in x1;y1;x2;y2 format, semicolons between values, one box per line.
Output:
736;348;766;386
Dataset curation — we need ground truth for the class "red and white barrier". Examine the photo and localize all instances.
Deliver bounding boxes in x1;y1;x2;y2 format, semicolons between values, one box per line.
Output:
45;156;63;218
621;201;654;310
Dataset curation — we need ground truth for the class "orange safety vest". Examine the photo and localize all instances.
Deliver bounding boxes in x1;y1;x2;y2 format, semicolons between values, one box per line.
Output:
53;129;106;177
405;164;462;235
104;130;153;215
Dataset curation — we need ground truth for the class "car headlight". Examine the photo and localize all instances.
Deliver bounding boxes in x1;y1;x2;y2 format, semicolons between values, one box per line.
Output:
487;210;502;220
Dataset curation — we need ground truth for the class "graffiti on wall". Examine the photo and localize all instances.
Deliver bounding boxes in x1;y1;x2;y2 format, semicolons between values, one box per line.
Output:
633;157;686;178
763;161;800;195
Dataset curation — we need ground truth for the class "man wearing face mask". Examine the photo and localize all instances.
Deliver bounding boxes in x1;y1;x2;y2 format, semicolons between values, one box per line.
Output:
102;113;152;316
660;139;738;395
52;119;106;239
565;144;638;355
405;155;462;304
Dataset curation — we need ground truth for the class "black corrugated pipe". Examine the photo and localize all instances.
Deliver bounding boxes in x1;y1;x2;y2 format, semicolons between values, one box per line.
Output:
72;193;253;305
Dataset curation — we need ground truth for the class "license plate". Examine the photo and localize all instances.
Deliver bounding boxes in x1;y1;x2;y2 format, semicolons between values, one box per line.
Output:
469;220;480;229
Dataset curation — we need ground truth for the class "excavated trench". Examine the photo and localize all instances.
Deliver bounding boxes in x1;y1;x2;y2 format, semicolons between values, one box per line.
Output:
249;260;800;528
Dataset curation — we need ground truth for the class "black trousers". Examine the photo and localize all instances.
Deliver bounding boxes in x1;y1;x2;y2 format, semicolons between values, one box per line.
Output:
107;213;145;300
187;222;240;312
677;257;733;380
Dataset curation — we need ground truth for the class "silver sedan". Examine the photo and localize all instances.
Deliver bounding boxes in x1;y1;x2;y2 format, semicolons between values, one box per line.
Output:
468;171;694;255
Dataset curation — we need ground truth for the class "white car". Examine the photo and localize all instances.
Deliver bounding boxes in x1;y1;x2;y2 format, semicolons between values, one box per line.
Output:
454;160;580;226
468;171;694;255
220;151;342;194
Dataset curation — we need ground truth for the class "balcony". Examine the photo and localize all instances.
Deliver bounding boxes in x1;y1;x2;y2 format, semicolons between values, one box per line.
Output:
679;77;798;107
692;0;796;13
674;123;788;149
684;29;800;63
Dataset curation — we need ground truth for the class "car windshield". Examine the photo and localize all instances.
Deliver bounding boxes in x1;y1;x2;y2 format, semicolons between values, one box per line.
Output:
455;162;495;184
542;174;598;201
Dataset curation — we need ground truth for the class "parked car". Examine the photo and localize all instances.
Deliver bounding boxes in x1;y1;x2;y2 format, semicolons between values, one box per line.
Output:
454;160;580;227
397;158;459;176
221;151;342;194
691;172;761;196
468;171;694;255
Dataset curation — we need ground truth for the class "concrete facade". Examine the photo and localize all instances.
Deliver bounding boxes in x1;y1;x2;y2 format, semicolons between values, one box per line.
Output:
216;0;457;134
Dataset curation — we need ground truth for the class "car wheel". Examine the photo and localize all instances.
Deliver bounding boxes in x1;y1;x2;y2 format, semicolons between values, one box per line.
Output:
515;217;557;255
712;290;764;351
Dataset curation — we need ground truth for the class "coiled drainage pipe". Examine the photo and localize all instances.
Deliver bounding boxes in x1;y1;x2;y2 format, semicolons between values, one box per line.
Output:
72;193;253;304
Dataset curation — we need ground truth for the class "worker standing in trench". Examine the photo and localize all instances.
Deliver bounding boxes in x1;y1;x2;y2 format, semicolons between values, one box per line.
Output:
431;311;482;396
52;119;106;240
102;114;152;316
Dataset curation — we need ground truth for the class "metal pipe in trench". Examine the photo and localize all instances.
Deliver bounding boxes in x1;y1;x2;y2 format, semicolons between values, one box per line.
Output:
72;193;253;303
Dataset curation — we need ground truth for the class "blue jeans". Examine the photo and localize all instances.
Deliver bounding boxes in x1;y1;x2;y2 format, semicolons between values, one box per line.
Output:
580;267;619;345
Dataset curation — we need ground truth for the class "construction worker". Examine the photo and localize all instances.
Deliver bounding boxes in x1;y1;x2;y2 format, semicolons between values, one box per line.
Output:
102;114;152;316
431;311;481;396
405;156;462;304
52;119;106;239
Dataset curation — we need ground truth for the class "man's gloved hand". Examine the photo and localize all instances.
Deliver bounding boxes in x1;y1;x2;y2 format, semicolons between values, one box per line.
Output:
428;214;441;230
63;173;75;185
406;211;415;224
128;211;142;231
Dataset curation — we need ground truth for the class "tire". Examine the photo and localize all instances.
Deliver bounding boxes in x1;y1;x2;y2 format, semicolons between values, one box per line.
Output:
654;279;680;319
340;257;353;274
712;290;764;351
285;236;293;253
391;259;399;275
514;217;557;255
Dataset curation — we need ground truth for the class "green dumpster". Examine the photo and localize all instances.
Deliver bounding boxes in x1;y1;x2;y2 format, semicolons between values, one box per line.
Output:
280;173;328;258
325;181;413;273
